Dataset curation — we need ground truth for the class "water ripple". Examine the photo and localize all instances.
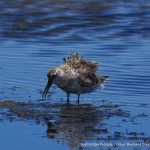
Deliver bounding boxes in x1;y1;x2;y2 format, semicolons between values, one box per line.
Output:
0;0;150;41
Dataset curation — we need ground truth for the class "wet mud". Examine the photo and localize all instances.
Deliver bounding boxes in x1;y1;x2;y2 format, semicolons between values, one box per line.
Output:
0;100;149;149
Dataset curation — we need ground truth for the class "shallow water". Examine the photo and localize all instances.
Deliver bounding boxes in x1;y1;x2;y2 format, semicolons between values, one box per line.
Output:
0;0;150;150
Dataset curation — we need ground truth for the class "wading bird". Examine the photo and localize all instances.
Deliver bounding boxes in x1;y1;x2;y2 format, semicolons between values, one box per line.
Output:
42;53;109;103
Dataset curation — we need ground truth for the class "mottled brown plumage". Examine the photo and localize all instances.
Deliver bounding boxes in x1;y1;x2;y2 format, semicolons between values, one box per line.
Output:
42;53;109;103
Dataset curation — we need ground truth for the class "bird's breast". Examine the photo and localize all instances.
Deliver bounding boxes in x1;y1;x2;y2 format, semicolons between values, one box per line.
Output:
54;77;78;91
54;77;99;94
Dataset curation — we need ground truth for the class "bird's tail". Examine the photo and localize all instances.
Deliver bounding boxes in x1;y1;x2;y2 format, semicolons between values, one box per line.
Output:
97;76;110;86
99;76;109;81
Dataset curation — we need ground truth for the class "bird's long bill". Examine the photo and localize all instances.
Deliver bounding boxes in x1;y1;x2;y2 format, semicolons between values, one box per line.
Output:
42;78;54;98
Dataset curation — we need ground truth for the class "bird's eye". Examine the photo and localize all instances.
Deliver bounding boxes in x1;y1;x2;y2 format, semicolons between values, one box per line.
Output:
52;74;56;77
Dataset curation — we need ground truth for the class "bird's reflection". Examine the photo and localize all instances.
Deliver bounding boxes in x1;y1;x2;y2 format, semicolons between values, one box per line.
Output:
1;101;144;149
45;104;103;148
0;101;105;149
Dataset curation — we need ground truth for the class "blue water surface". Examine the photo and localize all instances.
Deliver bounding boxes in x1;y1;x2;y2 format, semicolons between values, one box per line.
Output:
0;0;150;150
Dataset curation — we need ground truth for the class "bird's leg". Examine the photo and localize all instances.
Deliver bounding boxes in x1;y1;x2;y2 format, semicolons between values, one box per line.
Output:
77;94;80;104
67;93;70;104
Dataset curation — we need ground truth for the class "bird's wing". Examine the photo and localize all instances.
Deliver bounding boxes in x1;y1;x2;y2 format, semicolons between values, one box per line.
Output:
63;53;99;73
62;53;99;86
78;71;97;86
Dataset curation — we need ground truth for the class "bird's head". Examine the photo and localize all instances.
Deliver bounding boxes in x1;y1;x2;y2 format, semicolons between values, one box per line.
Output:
42;68;58;98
